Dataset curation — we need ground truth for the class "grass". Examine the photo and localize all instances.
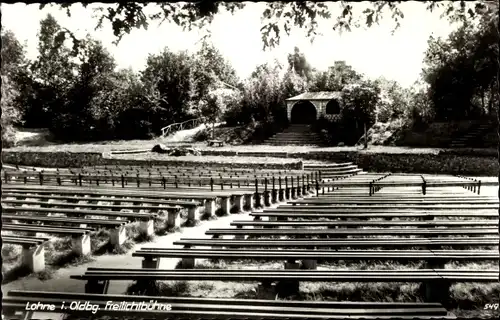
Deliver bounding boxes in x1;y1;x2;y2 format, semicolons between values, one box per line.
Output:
2;237;95;284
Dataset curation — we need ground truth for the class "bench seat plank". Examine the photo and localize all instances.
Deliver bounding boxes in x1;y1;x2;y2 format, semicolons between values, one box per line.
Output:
231;220;498;227
280;204;499;210
132;248;499;260
251;212;498;218
2;185;218;200
2;192;201;207
2;206;157;219
173;238;500;248
289;200;499;205
71;268;498;282
2;223;93;235
2;214;128;226
205;227;498;236
1;235;50;245
2;199;180;212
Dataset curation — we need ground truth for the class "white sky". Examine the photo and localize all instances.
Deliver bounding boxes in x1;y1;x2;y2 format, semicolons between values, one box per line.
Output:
1;2;460;88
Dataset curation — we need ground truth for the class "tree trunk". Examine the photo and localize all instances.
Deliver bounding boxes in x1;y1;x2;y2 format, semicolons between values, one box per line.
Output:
364;122;368;149
481;89;485;113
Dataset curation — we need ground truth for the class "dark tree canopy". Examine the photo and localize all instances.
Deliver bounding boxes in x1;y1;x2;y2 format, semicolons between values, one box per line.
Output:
45;1;498;54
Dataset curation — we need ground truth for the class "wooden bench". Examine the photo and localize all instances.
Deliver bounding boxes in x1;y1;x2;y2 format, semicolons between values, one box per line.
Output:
2;185;250;216
1;235;50;273
282;203;500;210
204;227;498;238
289;198;499;204
207;139;224;147
230;219;499;228
174;237;500;249
2;224;94;255
2;214;129;248
4;173;314;205
71;267;496;303
131;247;499;270
1;290;456;319
252;209;498;217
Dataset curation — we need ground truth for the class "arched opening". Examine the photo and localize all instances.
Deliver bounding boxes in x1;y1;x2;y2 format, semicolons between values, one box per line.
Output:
325;99;341;114
290;101;317;124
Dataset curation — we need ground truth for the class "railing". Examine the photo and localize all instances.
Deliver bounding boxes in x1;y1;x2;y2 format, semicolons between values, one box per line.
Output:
161;117;206;137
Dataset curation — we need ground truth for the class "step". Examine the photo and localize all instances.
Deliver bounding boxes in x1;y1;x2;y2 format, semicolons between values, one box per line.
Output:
304;162;354;168
315;165;360;172
320;169;363;176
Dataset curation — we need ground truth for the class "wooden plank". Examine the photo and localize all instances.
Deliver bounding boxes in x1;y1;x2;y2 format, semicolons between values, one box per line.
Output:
2;206;157;219
2;215;128;226
72;268;498;282
2;192;201;207
132;248;499;260
173;238;499;248
230;220;498;227
250;211;498;218
2;199;180;211
3;223;94;234
205;227;498;236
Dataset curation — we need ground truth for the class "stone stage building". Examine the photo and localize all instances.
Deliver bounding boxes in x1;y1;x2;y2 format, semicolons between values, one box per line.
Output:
286;91;342;124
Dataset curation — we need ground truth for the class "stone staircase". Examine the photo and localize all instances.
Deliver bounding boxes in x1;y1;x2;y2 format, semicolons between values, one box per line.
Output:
449;122;495;148
304;161;364;179
263;125;325;146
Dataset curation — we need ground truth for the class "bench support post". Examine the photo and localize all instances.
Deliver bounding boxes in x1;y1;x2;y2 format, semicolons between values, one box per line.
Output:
204;199;216;218
263;191;271;207
422;280;451;303
245;194;254;210
139;219;155;237
301;259;317;270
167;210;181;229
110;225;127;248
22;245;45;273
279;260;300;296
221;196;231;215
234;225;246;239
234;195;245;213
85;280;110;294
187;206;199;223
181;258;195;269
142;257;160;269
72;234;91;256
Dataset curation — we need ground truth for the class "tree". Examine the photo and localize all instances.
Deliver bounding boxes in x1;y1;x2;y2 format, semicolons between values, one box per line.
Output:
308;61;363;92
1;30;25;76
25;14;77;128
141;48;198;132
191;41;240;119
340;80;381;144
50;36;118;141
287;47;313;81
422;18;498;120
1;75;21;147
1;30;27;147
49;2;497;54
375;77;412;122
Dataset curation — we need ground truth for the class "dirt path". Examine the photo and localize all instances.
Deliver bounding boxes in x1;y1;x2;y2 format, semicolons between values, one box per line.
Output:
1;212;248;294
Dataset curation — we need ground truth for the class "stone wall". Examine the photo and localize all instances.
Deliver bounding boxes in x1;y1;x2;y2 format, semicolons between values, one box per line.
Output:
2;151;303;170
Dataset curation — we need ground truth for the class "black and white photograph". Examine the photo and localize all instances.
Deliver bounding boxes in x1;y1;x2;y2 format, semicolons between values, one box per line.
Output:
1;1;499;319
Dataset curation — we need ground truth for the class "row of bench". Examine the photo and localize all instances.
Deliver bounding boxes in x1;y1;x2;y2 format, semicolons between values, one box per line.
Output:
1;165;326;273
2;290;457;319
2;170;496;319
